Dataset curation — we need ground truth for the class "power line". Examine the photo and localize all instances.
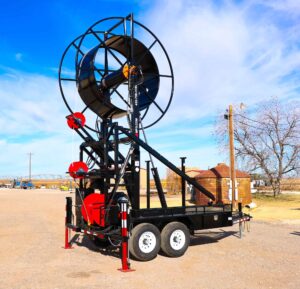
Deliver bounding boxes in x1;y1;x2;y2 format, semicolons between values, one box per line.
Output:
235;120;300;139
235;113;266;126
235;113;300;129
235;115;300;135
235;120;266;131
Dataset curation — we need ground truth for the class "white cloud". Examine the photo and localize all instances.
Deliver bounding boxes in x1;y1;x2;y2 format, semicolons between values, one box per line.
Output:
0;70;64;135
2;0;300;177
15;53;23;62
134;0;300;174
0;69;83;176
259;0;300;15
140;143;226;177
0;134;76;177
139;0;300;125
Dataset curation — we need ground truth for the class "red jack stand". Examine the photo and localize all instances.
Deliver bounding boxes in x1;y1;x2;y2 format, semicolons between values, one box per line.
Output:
118;241;134;272
64;225;74;249
118;198;135;272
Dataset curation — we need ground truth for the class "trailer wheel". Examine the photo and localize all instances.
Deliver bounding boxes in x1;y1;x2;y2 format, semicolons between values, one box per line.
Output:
161;222;190;257
129;223;161;261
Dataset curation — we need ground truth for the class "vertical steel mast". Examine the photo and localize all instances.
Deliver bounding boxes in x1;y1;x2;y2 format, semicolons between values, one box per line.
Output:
128;13;140;210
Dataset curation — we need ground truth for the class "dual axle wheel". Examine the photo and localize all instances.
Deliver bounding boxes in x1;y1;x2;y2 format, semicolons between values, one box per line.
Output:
129;222;190;261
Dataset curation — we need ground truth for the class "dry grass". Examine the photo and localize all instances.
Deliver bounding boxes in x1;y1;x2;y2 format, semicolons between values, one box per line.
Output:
141;193;300;225
245;193;300;224
140;194;194;208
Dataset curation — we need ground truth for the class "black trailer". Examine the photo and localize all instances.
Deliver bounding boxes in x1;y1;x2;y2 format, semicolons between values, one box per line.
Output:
59;15;250;270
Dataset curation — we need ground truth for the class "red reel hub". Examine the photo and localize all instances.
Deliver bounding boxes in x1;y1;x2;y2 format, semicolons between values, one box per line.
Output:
68;161;88;179
67;112;86;129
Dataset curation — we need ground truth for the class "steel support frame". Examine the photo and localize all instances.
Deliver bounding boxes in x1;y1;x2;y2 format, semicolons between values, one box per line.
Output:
71;118;217;215
117;125;216;201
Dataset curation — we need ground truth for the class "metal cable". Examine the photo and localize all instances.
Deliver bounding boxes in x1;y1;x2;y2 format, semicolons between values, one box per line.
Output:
108;236;122;247
106;145;135;211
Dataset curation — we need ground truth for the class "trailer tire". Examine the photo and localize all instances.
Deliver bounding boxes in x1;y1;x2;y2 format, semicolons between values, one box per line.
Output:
129;223;161;261
161;222;190;257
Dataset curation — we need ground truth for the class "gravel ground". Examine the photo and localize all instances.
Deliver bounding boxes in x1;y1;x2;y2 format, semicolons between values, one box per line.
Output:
0;189;299;289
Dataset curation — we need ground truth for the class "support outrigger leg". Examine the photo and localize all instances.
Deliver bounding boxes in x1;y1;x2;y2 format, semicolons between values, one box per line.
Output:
118;197;135;272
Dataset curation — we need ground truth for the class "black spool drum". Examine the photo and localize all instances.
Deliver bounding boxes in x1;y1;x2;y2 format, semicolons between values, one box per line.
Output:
77;35;160;119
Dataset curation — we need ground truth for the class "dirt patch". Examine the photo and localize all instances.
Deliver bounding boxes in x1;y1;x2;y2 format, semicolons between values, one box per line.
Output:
0;189;299;289
66;271;91;278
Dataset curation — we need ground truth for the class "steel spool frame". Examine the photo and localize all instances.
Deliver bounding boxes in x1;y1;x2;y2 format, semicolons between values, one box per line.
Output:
59;12;215;212
58;15;174;132
59;13;220;271
60;15;251;273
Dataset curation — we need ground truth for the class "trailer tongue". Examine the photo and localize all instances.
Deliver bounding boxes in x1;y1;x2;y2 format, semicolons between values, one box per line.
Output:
59;14;251;272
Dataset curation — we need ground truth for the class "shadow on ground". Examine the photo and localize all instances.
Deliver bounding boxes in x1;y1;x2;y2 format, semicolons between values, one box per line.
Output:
71;234;121;259
190;229;238;246
69;229;239;259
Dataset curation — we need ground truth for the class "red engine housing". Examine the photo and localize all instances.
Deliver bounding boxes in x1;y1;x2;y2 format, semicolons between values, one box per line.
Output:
81;193;106;227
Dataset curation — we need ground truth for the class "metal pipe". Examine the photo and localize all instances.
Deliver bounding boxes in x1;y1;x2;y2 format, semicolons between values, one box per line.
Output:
181;157;186;207
130;13;134;64
79;148;83;190
146;161;150;209
229;105;237;210
151;167;167;208
66;197;73;224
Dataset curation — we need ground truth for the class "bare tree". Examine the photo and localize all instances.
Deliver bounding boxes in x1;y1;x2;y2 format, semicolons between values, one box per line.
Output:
215;98;300;196
166;168;181;195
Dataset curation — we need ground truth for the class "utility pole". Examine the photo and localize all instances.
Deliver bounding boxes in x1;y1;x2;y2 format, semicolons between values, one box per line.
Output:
28;153;33;181
228;105;236;210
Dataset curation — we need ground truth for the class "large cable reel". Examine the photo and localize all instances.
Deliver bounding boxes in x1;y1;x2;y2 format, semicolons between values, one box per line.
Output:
59;16;174;131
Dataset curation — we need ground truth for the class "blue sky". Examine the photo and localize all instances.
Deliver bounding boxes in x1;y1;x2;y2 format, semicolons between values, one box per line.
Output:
0;0;300;178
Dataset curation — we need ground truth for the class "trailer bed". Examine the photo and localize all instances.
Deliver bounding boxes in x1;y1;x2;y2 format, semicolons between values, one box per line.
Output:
131;204;233;230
